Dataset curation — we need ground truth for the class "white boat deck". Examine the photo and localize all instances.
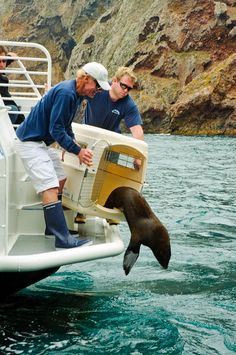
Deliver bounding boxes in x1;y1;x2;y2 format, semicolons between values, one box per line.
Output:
9;235;55;255
1;216;124;271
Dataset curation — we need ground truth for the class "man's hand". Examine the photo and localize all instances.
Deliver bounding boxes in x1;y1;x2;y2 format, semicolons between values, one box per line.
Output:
133;158;141;170
78;148;93;166
61;149;66;162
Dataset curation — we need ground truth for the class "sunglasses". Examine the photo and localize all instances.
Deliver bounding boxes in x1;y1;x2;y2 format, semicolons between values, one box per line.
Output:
119;81;133;91
0;59;7;63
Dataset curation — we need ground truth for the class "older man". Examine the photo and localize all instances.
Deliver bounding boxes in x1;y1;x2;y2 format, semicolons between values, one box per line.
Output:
15;62;111;249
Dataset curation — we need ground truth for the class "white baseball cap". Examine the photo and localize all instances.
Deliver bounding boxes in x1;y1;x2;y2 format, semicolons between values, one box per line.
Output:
82;62;111;90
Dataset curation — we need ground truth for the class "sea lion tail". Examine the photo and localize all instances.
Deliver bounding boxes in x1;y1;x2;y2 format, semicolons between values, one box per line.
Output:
123;243;140;276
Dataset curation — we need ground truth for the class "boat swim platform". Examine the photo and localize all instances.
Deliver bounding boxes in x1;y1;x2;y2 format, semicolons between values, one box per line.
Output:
0;218;124;272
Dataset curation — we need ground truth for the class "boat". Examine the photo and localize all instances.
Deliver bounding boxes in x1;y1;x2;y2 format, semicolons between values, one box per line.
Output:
0;41;148;298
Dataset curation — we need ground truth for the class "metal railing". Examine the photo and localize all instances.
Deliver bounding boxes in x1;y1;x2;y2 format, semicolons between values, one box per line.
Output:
0;40;52;119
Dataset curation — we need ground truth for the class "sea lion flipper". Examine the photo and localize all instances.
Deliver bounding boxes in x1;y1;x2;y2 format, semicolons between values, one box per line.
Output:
123;244;140;276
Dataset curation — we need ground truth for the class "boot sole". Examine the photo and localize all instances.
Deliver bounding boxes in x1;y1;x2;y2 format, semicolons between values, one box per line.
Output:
56;240;93;250
45;230;79;239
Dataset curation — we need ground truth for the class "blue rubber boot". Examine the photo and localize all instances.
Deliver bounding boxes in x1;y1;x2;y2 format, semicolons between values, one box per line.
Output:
43;201;92;249
45;193;78;237
45;226;78;238
45;227;78;238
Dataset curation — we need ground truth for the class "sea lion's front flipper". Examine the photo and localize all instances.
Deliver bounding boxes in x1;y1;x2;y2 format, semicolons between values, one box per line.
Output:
123;243;140;276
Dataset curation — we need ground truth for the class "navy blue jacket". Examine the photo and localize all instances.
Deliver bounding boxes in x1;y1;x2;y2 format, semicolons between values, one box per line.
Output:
16;80;82;155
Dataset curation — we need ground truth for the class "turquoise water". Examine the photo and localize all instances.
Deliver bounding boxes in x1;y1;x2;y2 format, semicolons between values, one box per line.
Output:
0;135;235;354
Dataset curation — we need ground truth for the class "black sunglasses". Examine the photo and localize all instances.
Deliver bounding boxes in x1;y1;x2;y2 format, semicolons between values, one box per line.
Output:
0;59;7;63
119;81;133;91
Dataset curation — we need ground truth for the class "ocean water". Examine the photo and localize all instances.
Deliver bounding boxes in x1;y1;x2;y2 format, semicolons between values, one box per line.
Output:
0;135;235;355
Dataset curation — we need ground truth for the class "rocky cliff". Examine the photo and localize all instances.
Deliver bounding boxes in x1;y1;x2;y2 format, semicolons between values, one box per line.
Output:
1;0;236;135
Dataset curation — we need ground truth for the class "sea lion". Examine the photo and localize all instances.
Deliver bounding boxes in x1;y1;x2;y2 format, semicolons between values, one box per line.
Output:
105;186;171;275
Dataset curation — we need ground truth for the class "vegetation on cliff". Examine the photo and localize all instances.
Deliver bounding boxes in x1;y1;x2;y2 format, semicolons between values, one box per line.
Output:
1;0;236;135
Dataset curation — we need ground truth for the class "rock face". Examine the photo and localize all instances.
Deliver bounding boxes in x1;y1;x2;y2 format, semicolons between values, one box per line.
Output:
170;54;236;135
1;0;236;135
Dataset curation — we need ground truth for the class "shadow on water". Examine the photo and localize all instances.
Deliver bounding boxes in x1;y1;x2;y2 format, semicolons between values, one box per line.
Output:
0;274;184;355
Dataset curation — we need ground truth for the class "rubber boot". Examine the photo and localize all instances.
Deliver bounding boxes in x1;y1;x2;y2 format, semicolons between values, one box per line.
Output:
45;226;78;238
45;223;79;237
45;193;78;237
43;201;92;249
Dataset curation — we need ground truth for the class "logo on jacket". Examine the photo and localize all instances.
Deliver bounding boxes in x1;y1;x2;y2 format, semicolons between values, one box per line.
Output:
112;109;120;115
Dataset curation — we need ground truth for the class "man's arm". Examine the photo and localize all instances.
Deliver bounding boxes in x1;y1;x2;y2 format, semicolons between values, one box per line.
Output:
50;94;81;155
128;125;144;170
129;124;144;140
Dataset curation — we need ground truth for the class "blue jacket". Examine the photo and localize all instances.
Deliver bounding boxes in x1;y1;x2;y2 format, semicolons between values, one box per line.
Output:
16;80;82;155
